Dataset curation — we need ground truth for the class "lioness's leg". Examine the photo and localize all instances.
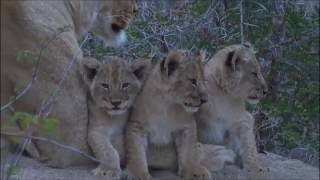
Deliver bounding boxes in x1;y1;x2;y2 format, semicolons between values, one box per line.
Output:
88;131;121;179
1;78;40;159
37;81;90;167
126;123;151;180
175;126;211;180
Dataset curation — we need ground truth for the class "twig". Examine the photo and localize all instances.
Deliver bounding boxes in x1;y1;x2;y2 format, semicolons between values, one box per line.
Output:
4;32;91;180
39;34;89;117
126;1;219;50
240;0;244;44
1;131;106;165
243;22;258;27
2;27;72;180
5;134;31;180
0;28;70;112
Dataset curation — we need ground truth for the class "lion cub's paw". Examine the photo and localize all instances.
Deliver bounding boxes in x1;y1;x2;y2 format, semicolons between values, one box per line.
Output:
124;168;152;180
244;162;270;180
178;165;212;180
92;166;121;180
244;162;268;173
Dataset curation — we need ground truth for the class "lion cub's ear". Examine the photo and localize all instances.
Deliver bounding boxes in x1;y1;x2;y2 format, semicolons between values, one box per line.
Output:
225;50;242;71
131;58;151;82
160;51;182;77
79;57;101;86
192;49;207;63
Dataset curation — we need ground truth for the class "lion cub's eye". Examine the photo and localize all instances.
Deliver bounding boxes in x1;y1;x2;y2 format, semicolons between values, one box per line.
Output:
101;83;109;89
189;78;197;87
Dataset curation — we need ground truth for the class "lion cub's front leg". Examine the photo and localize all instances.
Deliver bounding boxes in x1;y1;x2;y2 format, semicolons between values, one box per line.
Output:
88;131;121;180
176;126;211;180
238;126;264;173
126;124;151;180
230;115;264;174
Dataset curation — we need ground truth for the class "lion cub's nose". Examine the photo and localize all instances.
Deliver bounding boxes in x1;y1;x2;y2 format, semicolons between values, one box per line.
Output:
111;101;121;107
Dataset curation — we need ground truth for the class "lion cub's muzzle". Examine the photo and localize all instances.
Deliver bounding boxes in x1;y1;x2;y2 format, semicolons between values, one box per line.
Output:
111;100;122;109
247;84;268;104
103;98;128;115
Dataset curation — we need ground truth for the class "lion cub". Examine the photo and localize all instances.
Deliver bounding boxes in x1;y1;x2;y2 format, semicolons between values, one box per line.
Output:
126;50;211;180
196;44;268;173
80;56;150;179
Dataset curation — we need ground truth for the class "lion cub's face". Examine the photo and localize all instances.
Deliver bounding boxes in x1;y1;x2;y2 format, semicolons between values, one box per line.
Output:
224;46;268;104
160;51;208;112
81;57;149;115
91;0;138;46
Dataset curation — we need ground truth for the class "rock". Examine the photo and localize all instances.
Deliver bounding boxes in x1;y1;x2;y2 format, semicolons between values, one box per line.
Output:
215;152;319;180
1;152;318;180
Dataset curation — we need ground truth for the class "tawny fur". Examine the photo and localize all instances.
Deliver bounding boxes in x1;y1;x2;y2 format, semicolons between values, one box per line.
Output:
126;50;212;180
196;44;268;173
80;56;149;179
1;0;137;167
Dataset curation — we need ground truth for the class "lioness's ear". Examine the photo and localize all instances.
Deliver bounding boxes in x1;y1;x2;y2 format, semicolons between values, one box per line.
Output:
131;58;151;81
79;57;100;85
160;52;181;77
225;50;240;71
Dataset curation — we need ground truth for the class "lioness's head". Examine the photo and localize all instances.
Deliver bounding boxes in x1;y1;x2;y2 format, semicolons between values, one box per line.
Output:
209;44;268;104
159;50;208;113
70;0;138;46
91;0;137;46
80;56;149;115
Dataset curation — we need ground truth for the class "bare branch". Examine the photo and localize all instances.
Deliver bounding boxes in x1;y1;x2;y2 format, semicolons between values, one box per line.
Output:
240;0;244;44
2;28;89;180
1;131;106;165
39;34;90;117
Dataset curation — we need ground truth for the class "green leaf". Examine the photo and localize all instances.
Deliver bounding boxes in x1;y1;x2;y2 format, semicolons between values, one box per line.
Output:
6;165;22;175
39;117;59;134
11;112;37;129
16;50;36;63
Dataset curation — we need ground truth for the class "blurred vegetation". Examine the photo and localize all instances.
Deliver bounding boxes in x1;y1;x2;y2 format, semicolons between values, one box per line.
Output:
2;48;60;145
82;0;319;166
1;111;60;137
10;112;59;135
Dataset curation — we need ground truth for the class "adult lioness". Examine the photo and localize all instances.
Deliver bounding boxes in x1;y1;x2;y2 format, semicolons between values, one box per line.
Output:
80;56;149;179
126;50;211;180
1;0;137;167
196;44;268;173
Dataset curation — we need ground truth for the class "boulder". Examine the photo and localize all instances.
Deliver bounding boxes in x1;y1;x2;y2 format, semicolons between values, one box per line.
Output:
2;152;318;180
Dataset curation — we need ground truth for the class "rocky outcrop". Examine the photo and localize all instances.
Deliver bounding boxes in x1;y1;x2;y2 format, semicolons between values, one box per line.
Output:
2;152;318;180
